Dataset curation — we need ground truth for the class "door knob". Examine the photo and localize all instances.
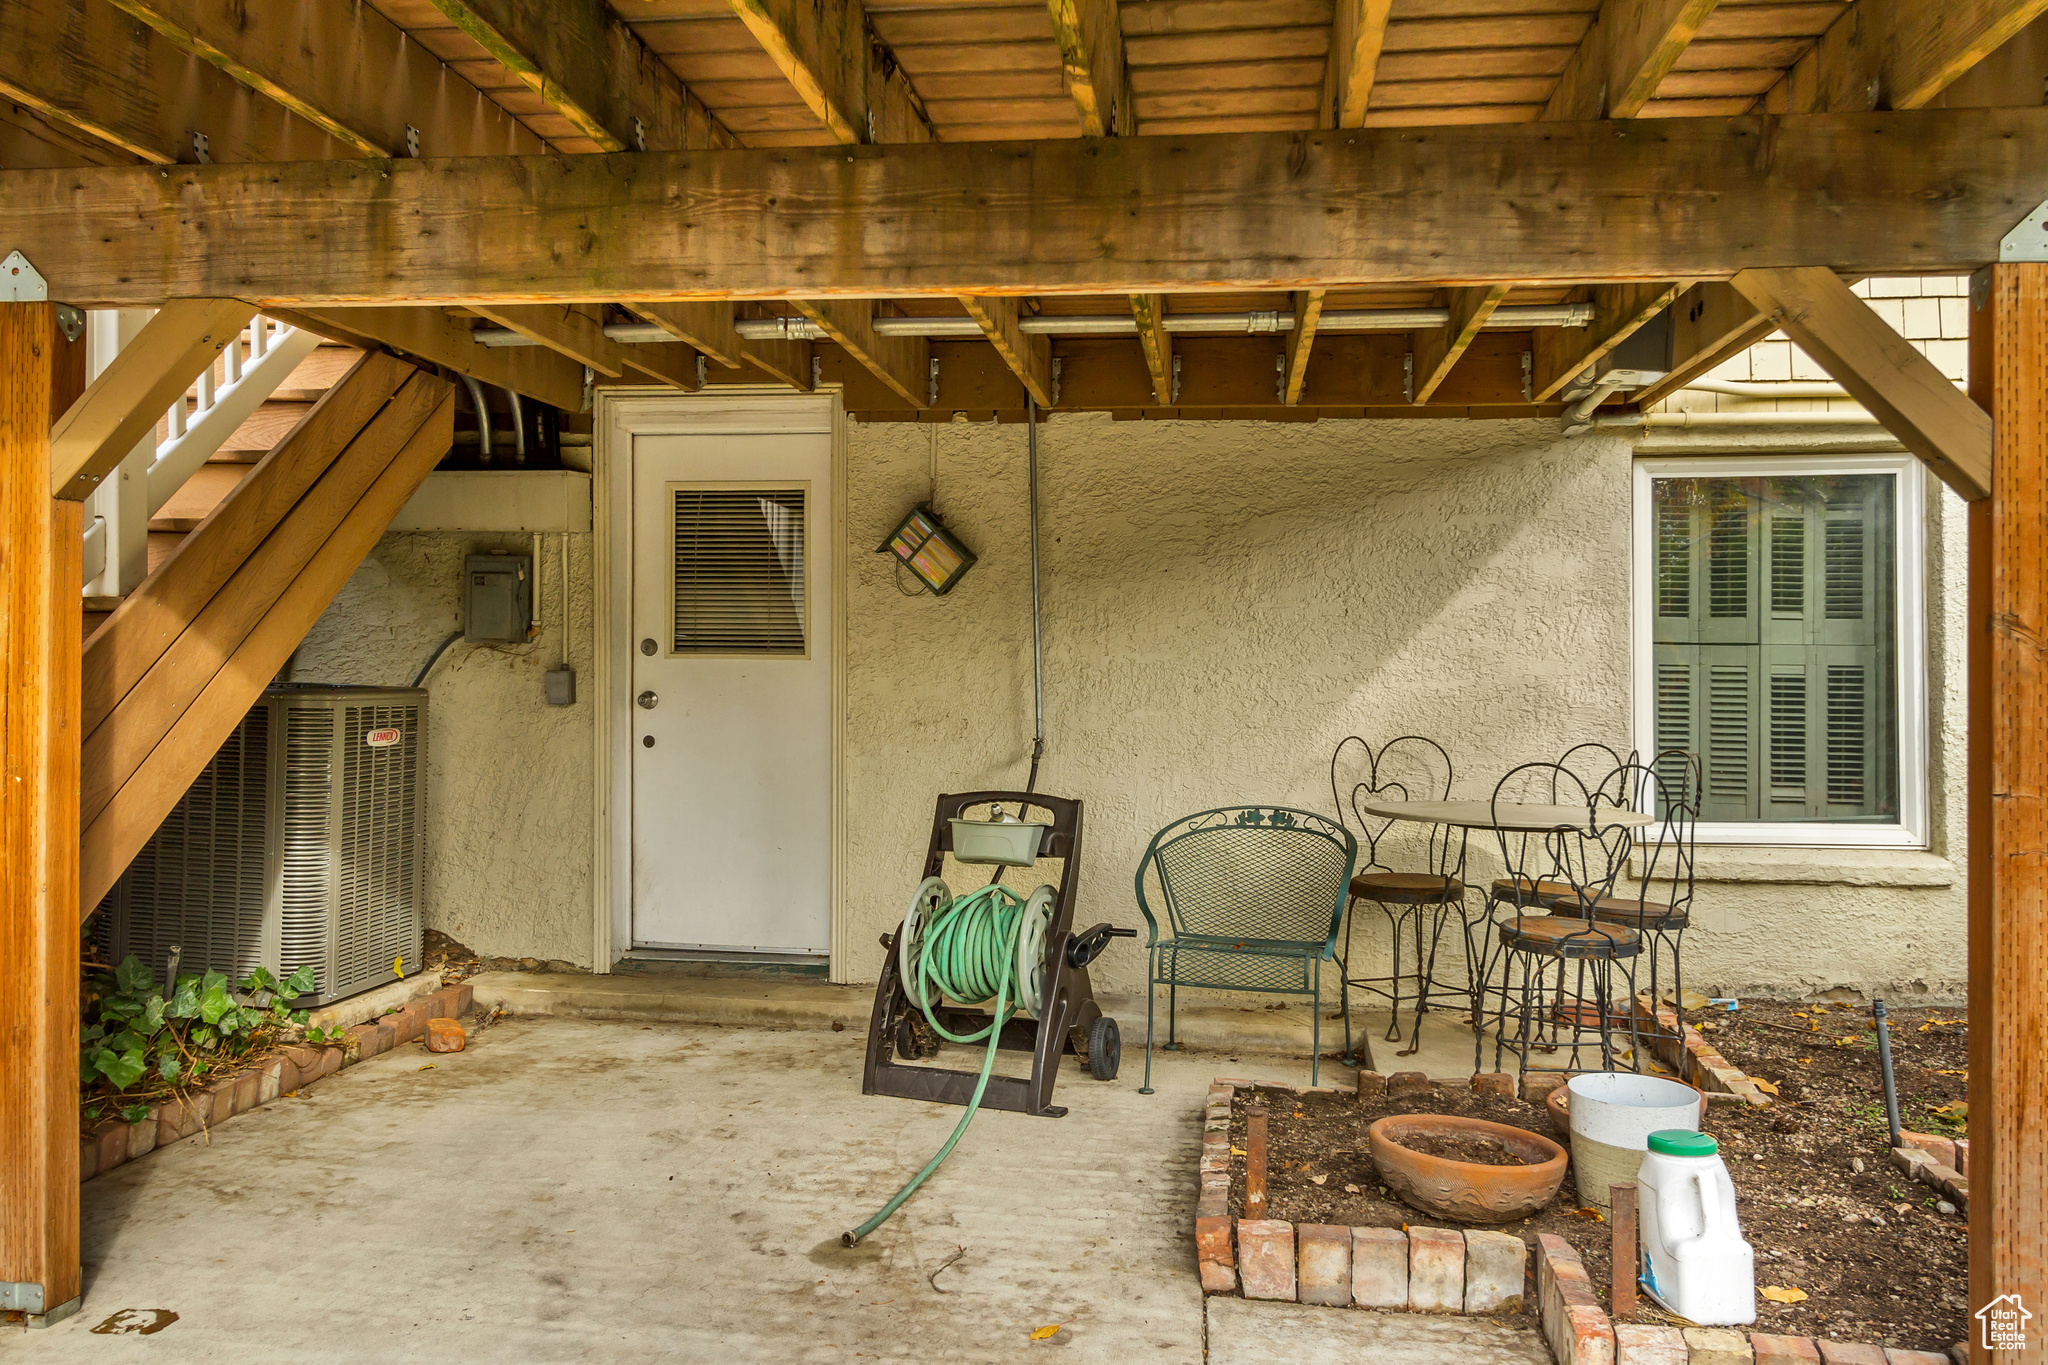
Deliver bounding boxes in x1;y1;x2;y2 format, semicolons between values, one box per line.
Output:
637;690;659;709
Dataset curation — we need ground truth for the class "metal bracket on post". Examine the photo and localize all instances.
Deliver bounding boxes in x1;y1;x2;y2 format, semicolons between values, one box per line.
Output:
55;304;84;341
2;250;49;301
1170;354;1181;404
1050;357;1061;407
1274;352;1285;401
404;124;421;157
190;130;210;163
1403;352;1414;404
696;353;708;389
811;354;822;391
1522;351;1534;403
632;118;647;152
580;365;595;413
928;356;940;406
2001;198;2048;262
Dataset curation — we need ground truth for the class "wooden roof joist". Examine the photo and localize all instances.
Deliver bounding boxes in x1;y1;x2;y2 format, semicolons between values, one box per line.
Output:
6;108;2043;307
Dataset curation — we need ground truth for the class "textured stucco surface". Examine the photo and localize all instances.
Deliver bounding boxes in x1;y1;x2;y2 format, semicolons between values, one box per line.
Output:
298;413;1967;1001
294;530;596;968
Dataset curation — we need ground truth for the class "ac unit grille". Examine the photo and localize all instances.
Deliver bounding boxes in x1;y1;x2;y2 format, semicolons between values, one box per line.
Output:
100;686;425;1006
103;706;271;983
338;703;423;991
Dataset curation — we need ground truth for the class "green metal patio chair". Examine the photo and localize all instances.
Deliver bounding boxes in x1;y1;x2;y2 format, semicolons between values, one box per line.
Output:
1133;805;1356;1092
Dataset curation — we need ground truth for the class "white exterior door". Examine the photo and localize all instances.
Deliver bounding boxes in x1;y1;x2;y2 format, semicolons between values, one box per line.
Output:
628;418;833;955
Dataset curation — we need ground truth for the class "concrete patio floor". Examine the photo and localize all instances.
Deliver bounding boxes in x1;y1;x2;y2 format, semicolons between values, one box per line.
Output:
9;1015;1551;1363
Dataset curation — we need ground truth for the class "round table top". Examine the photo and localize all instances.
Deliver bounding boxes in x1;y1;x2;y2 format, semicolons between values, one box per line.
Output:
1357;797;1657;832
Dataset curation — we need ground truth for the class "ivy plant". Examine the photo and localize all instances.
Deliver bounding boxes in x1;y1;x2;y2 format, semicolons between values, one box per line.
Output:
81;956;318;1124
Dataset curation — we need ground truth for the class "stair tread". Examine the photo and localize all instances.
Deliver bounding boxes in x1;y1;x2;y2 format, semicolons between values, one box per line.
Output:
151;462;250;530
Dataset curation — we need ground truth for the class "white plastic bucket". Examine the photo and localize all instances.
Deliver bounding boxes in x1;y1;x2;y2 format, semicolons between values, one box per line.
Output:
1566;1072;1703;1211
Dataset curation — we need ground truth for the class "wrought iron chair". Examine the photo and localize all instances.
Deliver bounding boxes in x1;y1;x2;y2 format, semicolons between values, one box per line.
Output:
1583;751;1700;1048
1330;735;1469;1064
1484;743;1636;917
1473;762;1643;1079
1133;805;1356;1092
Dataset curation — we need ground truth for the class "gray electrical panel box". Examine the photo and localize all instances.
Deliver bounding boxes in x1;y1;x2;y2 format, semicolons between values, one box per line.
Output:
465;553;531;643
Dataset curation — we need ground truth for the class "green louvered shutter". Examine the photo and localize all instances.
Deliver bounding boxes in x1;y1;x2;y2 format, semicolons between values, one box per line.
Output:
1651;473;1897;825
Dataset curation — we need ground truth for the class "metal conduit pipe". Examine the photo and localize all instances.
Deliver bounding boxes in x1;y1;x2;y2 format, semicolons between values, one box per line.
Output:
469;303;1595;348
459;373;492;461
500;386;527;464
1593;410;1883;429
1682;378;1852;400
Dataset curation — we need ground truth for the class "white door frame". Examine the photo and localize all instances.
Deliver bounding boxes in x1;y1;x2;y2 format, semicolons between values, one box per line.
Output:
592;386;848;979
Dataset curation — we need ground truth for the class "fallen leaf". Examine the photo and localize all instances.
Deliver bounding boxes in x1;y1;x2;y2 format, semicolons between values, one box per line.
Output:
1793;1012;1809;1019
1230;1148;1245;1156
1572;1207;1606;1223
1761;1286;1810;1304
1344;1184;1360;1194
1752;1078;1781;1095
1029;1326;1061;1341
1310;1174;1327;1186
417;1063;437;1071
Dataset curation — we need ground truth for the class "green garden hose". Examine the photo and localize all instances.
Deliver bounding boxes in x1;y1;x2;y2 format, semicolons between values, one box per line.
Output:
842;878;1048;1245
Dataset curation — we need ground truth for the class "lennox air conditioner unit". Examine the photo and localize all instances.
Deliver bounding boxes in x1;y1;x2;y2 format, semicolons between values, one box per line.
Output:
96;684;427;1007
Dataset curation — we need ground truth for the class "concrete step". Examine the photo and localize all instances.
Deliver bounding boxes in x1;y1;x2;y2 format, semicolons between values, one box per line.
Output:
466;970;1484;1078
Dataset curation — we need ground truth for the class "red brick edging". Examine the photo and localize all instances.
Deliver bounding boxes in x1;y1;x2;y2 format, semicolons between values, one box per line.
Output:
79;982;473;1183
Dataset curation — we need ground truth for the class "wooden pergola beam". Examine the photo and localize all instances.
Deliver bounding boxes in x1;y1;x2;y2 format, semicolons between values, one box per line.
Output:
0;0;339;164
1629;281;1771;408
1968;257;2048;1365
1532;281;1683;401
1732;266;1992;500
49;299;255;500
104;0;542;159
793;301;928;407
8;109;2048;306
1327;0;1397;126
0;299;85;1330
959;296;1053;408
1284;290;1325;405
1130;294;1173;407
421;0;734;152
272;307;587;412
1764;0;2048;113
626;302;744;370
728;0;934;145
1547;0;1724;119
1046;0;1129;137
1413;285;1509;405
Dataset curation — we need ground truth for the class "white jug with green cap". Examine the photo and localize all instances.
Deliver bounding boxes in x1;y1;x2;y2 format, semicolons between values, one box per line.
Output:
1635;1129;1755;1326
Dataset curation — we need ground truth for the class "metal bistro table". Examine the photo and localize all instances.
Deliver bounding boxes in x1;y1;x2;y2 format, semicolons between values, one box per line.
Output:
1355;797;1659;1053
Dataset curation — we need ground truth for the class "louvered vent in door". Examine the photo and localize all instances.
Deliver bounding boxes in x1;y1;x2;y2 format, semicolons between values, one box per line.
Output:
280;705;336;996
671;487;807;655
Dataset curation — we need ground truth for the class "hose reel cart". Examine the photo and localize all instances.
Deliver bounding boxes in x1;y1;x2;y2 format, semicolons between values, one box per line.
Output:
860;789;1132;1120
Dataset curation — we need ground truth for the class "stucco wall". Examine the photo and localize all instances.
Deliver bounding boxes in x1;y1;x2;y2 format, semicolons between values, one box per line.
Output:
297;412;1968;1001
294;531;597;969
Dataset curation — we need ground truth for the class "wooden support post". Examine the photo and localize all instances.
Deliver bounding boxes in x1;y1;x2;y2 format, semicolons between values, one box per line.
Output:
1131;294;1173;408
1284;290;1325;406
1609;1181;1637;1320
1967;259;2048;1365
0;298;86;1327
1244;1105;1268;1218
1734;266;1992;500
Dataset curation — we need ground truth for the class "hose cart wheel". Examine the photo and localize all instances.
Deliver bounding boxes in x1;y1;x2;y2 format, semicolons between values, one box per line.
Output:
1088;1016;1121;1081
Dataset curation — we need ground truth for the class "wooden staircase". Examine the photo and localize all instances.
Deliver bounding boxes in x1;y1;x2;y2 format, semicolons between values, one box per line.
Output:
83;337;364;640
78;349;455;917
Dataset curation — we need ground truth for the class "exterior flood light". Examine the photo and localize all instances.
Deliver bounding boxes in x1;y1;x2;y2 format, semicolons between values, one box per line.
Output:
878;504;976;595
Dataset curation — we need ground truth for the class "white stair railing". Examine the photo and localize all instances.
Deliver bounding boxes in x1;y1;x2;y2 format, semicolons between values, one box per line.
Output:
81;315;321;598
145;316;319;517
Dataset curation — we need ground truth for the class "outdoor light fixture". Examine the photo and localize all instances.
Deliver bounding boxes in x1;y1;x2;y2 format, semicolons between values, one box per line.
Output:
878;504;976;595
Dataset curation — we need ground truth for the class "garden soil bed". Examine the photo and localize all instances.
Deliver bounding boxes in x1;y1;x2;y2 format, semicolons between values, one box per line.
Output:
1227;998;1968;1354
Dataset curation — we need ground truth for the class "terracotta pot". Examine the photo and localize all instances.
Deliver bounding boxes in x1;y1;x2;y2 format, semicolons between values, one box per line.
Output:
1368;1114;1569;1224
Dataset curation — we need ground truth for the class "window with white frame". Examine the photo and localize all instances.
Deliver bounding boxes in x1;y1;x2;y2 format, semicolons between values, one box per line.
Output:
1631;454;1927;847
